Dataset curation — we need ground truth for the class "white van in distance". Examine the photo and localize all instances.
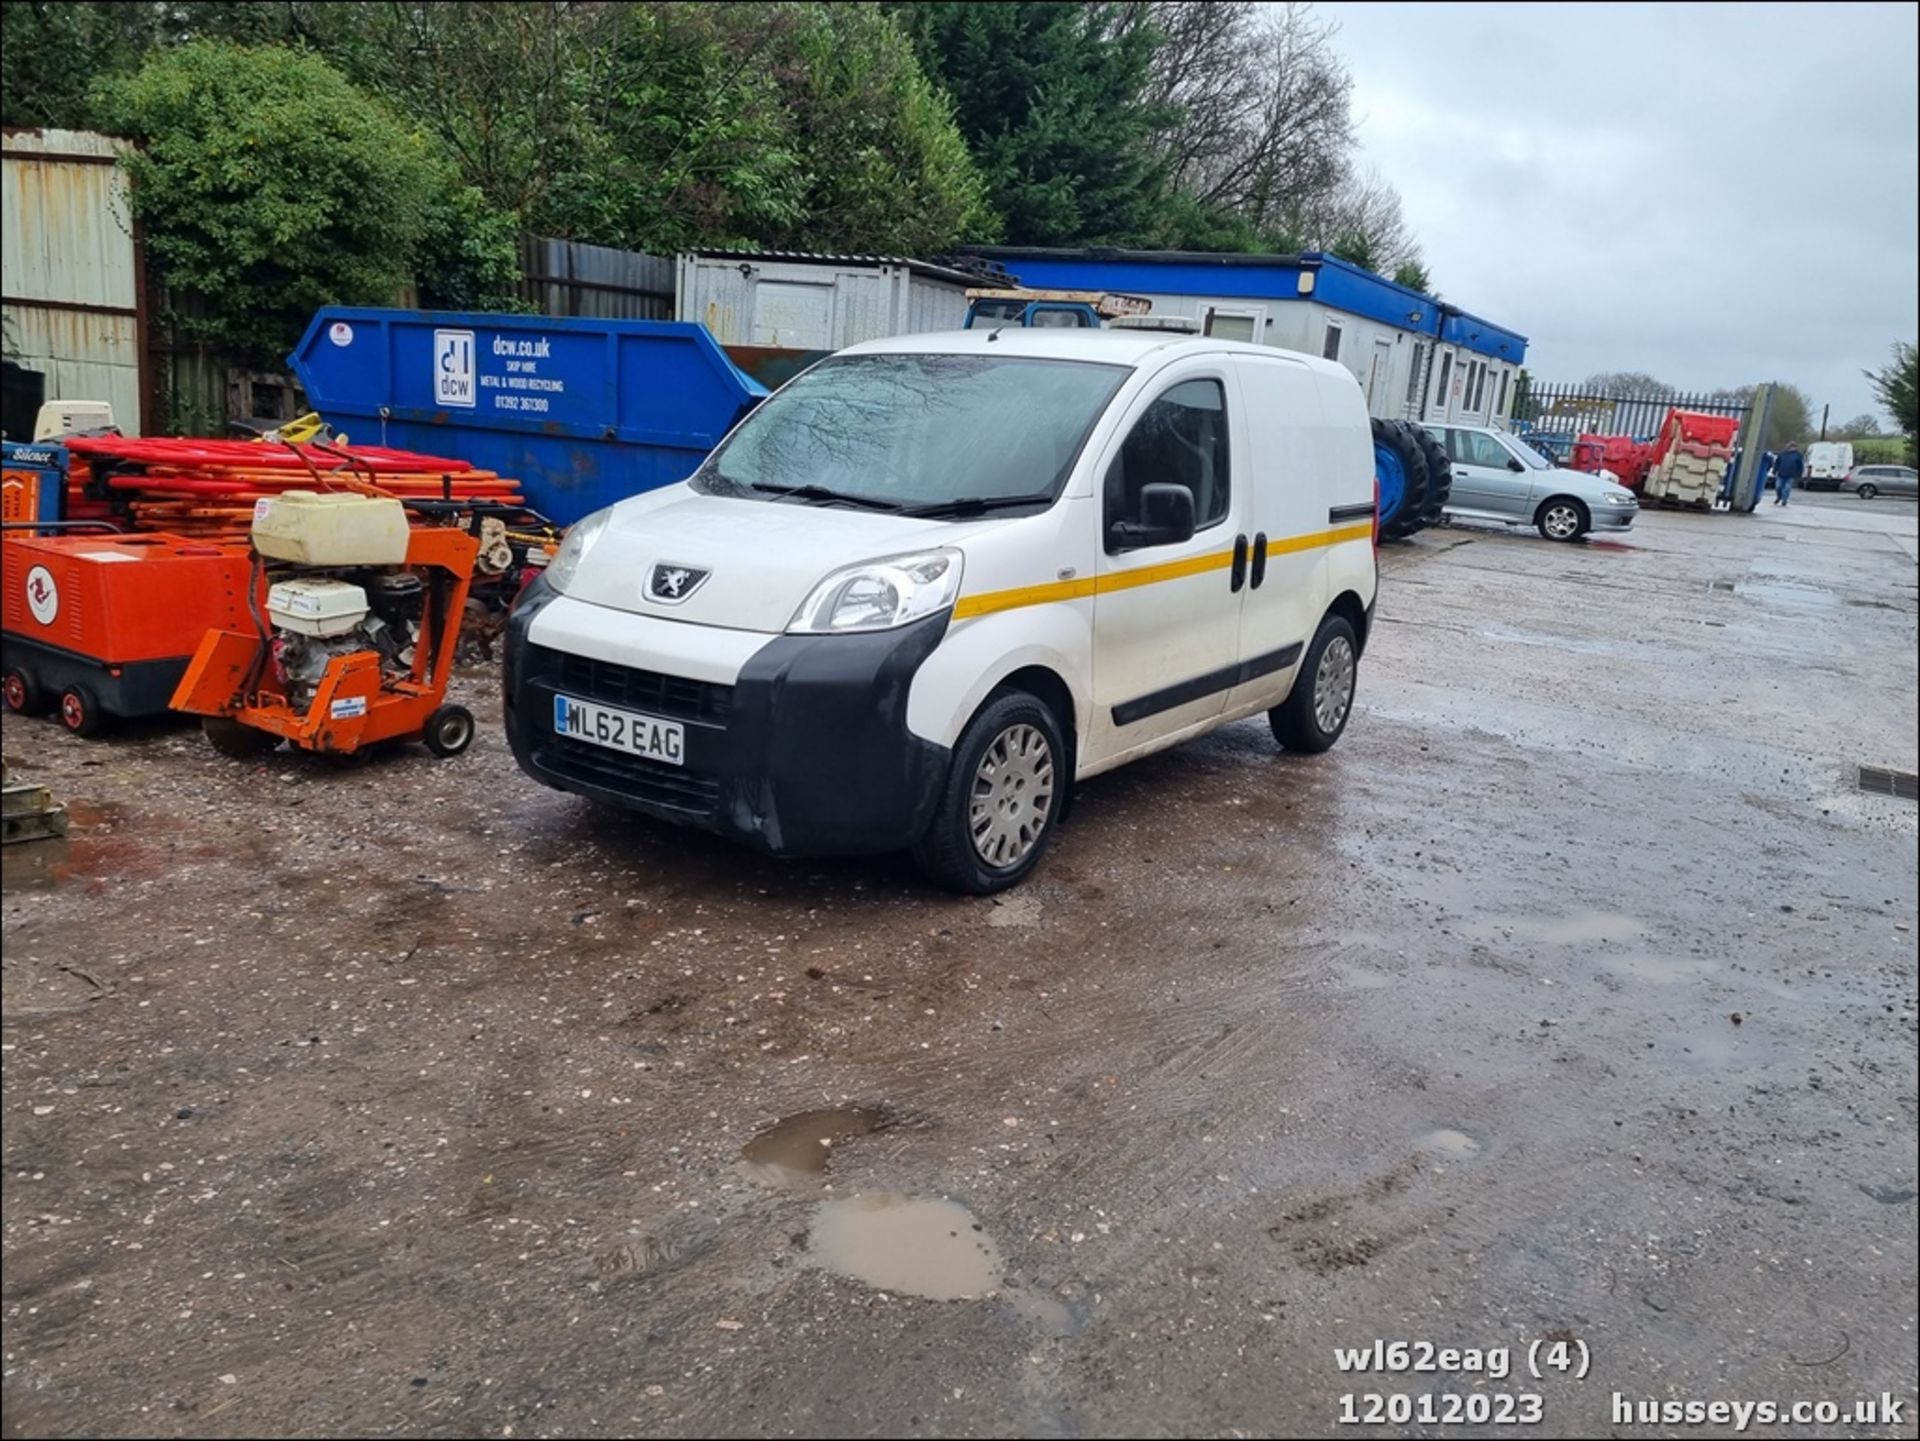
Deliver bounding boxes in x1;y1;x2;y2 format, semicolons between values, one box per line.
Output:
504;330;1380;892
1804;441;1855;489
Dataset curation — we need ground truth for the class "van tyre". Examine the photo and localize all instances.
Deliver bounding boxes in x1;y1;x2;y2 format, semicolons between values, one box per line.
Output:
1536;496;1589;542
913;690;1065;895
58;683;105;738
3;667;49;717
204;715;281;758
1270;614;1359;754
1407;423;1453;521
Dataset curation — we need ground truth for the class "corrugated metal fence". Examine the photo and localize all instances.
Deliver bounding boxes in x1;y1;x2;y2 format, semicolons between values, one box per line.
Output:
518;236;673;320
1;128;149;435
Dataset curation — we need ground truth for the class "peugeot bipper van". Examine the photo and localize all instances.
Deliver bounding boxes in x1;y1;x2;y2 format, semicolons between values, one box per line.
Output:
504;330;1379;893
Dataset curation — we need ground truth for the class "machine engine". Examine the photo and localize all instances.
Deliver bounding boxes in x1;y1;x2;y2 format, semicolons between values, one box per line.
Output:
266;571;425;710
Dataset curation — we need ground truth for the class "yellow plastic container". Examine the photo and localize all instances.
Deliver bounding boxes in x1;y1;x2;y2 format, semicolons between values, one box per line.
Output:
250;491;410;566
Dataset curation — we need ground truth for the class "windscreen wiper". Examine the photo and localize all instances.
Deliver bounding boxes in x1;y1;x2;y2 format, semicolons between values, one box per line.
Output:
903;493;1056;519
749;482;904;512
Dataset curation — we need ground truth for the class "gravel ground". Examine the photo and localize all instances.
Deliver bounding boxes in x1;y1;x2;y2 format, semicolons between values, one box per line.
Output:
3;501;1916;1439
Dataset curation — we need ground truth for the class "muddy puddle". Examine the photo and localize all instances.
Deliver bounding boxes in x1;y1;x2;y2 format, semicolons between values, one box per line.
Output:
1;799;142;894
810;1193;1003;1299
1415;1128;1484;1159
1729;576;1838;610
1474;912;1646;946
740;1106;889;1189
1603;953;1720;984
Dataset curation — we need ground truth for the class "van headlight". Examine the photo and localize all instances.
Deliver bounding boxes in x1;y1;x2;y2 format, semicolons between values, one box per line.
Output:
789;550;963;634
545;507;613;594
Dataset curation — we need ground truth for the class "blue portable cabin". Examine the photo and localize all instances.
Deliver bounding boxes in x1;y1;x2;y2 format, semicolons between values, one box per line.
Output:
962;248;1527;430
290;308;768;525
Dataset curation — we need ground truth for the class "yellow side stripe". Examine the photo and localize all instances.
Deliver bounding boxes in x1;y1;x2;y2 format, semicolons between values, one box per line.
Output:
951;522;1373;621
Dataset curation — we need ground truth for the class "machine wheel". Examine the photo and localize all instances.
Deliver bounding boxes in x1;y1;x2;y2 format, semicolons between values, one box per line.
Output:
1372;418;1433;541
1857;483;1878;500
424;703;476;758
1270;614;1359;754
912;690;1065;895
3;667;50;717
1536;496;1589;542
203;715;282;758
58;683;106;738
1408;423;1453;521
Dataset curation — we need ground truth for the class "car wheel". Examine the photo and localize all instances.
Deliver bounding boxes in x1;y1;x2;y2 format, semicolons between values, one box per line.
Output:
1857;483;1878;500
3;666;50;716
1536;497;1589;542
912;690;1065;894
58;683;106;738
1270;613;1359;754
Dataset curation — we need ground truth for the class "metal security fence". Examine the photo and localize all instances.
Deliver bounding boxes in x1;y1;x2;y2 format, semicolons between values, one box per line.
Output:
517;236;674;321
1513;381;1750;442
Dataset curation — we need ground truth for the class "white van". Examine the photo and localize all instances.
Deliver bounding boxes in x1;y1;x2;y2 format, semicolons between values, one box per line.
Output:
1804;441;1855;488
505;330;1379;892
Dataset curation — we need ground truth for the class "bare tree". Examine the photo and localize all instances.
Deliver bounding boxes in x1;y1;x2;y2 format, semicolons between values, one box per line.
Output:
1116;1;1354;240
1112;2;1421;271
1291;166;1421;272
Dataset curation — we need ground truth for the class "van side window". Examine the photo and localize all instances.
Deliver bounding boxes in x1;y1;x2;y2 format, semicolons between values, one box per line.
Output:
1105;379;1230;542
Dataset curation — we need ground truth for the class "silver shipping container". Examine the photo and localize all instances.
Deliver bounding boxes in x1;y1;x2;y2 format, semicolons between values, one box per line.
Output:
2;128;148;434
676;250;977;351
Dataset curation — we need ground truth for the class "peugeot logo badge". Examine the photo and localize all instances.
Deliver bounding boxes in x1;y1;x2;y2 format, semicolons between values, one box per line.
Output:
648;563;709;603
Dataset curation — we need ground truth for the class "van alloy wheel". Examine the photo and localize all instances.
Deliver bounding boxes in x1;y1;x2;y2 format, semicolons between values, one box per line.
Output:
1313;635;1356;735
969;723;1055;867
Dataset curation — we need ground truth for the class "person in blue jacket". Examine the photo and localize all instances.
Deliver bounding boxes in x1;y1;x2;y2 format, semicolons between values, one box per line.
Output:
1773;441;1804;506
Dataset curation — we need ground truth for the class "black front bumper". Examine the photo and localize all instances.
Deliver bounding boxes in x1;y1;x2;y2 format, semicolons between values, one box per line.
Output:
504;577;951;858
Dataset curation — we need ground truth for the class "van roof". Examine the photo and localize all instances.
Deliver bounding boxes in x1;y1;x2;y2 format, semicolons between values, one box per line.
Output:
834;327;1351;378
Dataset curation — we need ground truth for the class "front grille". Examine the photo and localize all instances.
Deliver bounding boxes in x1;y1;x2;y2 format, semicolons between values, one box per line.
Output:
540;734;723;817
539;645;733;725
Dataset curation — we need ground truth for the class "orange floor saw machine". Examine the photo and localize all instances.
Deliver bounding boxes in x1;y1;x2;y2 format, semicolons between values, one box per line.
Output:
171;491;480;759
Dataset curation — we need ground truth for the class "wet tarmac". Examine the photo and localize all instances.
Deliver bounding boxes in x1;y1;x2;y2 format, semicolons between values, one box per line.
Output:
2;503;1916;1437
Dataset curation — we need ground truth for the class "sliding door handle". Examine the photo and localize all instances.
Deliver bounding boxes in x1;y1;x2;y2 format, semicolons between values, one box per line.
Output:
1230;533;1249;592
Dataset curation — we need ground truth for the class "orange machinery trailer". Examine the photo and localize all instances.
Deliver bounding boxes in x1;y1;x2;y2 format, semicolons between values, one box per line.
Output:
1;533;252;734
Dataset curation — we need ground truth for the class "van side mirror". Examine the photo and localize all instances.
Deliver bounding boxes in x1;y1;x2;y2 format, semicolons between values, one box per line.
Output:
1507;457;1525;472
1109;483;1196;551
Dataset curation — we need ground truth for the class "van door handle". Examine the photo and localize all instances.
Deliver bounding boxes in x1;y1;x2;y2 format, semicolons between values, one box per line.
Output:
1230;534;1249;593
1250;532;1268;589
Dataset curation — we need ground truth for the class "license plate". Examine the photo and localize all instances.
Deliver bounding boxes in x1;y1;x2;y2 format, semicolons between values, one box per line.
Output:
552;693;684;766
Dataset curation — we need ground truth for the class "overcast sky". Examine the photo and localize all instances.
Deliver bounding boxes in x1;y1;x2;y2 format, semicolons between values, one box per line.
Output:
1321;1;1919;424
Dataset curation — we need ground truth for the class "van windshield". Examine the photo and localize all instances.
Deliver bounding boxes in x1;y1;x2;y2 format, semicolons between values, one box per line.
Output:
694;353;1128;515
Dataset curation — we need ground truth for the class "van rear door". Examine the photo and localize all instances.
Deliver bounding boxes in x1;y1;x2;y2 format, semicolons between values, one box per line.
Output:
1224;354;1359;715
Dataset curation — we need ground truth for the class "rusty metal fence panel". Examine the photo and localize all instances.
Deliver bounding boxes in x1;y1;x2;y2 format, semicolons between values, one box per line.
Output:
518;236;674;320
1;128;149;434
